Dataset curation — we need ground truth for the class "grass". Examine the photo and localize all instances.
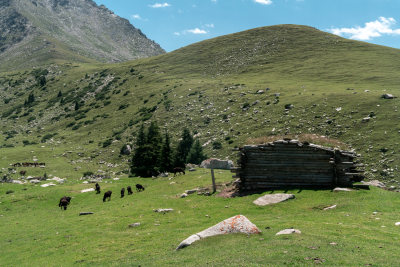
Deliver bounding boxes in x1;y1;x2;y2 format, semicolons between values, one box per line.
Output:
0;169;399;266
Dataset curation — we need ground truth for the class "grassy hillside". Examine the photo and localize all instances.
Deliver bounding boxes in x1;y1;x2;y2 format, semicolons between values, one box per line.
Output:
1;25;400;187
1;169;400;266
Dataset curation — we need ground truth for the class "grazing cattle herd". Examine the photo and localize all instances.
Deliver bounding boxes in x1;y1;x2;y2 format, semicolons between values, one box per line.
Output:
58;183;147;210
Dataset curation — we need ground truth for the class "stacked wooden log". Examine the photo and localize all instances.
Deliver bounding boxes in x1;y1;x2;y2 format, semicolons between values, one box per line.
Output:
232;139;364;190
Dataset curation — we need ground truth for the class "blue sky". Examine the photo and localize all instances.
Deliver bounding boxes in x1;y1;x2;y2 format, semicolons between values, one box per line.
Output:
94;0;400;52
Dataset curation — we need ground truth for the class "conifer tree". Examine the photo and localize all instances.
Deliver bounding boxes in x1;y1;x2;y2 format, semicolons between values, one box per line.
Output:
131;122;163;177
174;128;193;168
187;139;207;165
146;121;162;174
160;131;173;172
131;124;148;176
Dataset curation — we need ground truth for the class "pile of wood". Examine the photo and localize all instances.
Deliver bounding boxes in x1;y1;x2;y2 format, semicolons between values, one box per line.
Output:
232;139;364;190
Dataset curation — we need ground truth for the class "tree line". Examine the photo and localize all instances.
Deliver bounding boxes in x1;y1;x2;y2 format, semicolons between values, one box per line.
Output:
130;121;207;177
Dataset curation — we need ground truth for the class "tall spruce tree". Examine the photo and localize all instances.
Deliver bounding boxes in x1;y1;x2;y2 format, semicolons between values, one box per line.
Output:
146;121;162;174
174;128;193;168
187;139;207;165
130;122;163;177
131;124;147;176
160;131;173;172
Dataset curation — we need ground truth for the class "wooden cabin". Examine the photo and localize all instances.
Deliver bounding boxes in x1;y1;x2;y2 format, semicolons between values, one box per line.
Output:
232;140;364;190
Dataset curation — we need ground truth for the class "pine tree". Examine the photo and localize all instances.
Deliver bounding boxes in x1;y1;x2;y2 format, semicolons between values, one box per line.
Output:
187;139;207;165
160;131;173;172
174;128;193;168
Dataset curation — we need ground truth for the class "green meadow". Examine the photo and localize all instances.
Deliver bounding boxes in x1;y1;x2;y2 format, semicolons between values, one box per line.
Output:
1;169;400;266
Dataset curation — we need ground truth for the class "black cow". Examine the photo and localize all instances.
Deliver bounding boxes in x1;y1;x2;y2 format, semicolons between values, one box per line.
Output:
103;191;112;202
121;187;125;198
136;184;145;192
173;167;185;176
58;196;71;210
95;183;101;194
127;186;133;195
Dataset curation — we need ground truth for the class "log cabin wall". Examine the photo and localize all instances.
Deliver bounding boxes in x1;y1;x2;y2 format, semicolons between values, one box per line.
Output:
232;140;364;190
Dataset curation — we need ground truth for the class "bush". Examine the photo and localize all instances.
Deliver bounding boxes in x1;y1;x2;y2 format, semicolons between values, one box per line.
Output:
102;139;113;148
212;141;222;150
83;171;94;177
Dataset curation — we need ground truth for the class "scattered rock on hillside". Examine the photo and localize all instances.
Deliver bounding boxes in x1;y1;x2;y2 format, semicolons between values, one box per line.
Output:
154;208;174;213
276;229;301;235
128;223;141;228
323;205;337;210
381;94;396;99
185;189;199;195
361;180;386;188
40;183;56;187
81;188;95;193
30;179;41;184
333;187;353;192
253;193;295;206
176;215;260;250
200;158;234;170
256;90;264;94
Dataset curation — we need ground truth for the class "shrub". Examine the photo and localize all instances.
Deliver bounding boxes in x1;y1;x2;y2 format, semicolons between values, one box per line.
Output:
212;141;222;150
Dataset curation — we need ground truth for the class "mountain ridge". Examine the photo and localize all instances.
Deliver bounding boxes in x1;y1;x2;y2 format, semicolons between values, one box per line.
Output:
0;0;165;71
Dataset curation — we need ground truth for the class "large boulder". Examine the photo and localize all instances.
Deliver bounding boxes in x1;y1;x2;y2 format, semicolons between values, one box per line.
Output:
253;193;295;206
176;215;260;250
200;158;234;170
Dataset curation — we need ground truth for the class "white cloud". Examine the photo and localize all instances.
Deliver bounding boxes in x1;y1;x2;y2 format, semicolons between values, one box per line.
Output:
254;0;273;5
149;3;171;8
186;28;208;34
174;28;209;36
131;14;142;20
330;17;400;41
205;23;215;28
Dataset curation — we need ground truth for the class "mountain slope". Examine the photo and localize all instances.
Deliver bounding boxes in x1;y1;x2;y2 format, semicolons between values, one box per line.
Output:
0;0;165;71
1;25;400;186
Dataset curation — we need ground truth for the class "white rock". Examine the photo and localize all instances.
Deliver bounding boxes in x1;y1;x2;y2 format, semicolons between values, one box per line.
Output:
323;205;337;210
40;183;56;187
81;188;95;193
180;193;188;198
176;215;260;250
395;222;400;226
30;179;41;184
276;229;301;235
253;193;295;206
333;187;353;192
128;223;141;228
12;180;24;184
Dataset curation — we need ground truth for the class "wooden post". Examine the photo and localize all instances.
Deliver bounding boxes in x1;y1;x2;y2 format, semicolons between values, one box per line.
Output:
211;168;216;193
